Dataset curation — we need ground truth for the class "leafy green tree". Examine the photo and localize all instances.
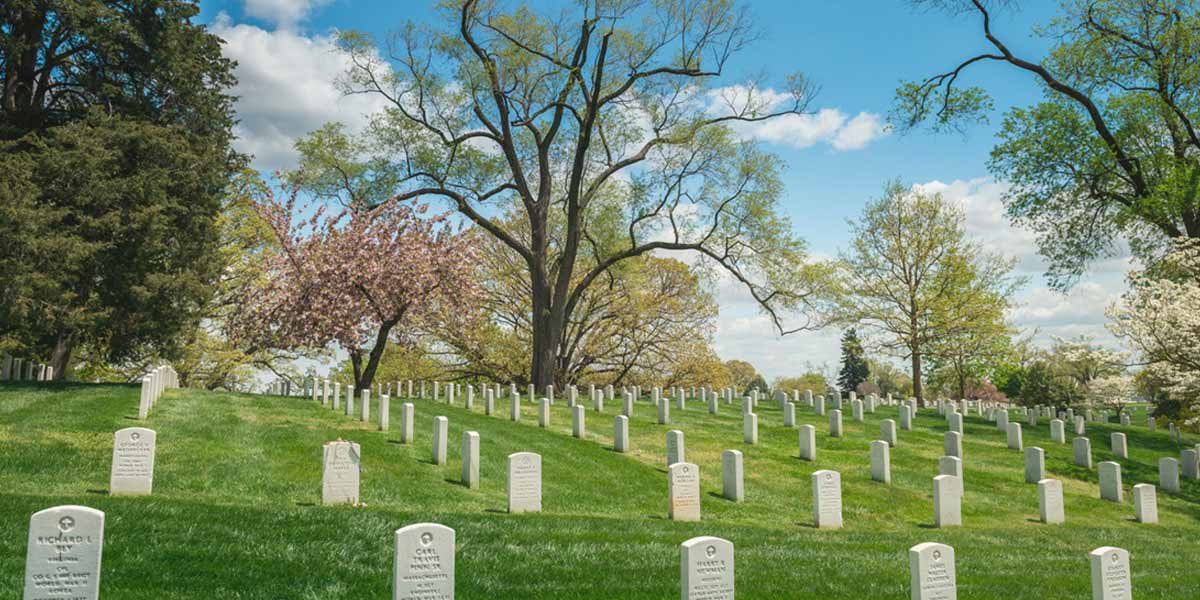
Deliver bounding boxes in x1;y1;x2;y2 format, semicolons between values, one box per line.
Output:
0;1;239;377
724;360;763;396
836;182;1021;403
333;0;836;388
895;0;1200;287
837;328;870;393
774;372;830;397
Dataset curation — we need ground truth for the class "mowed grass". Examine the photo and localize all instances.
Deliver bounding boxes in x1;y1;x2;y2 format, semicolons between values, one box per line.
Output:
1;382;1198;599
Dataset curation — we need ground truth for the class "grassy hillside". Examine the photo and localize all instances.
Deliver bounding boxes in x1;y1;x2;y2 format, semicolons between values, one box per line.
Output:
1;382;1197;598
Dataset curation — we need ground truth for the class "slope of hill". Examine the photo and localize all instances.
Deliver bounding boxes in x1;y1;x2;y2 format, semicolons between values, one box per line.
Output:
1;382;1197;598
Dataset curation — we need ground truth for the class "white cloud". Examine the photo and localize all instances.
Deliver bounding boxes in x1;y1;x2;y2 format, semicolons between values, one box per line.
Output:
211;13;391;172
244;0;331;29
709;85;889;151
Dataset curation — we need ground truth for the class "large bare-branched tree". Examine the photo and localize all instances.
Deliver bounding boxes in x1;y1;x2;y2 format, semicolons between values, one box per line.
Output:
336;0;834;387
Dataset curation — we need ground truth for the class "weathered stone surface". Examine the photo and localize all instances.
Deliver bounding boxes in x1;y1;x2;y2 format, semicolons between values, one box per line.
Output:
572;405;586;438
933;474;962;528
538;398;551;428
743;412;758;445
1038;478;1065;524
784;402;795;428
829;409;843;438
881;419;897;447
1099;461;1122;502
1006;423;1023;451
361;389;371;423
393;523;455;600
1024;447;1045;484
948;412;963;435
1111;433;1127;459
1050;419;1065;443
811;470;842;529
461;431;479;490
109;427;156;496
1159;457;1180;493
379;395;390;432
321;440;361;506
667;430;685;466
1133;484;1157;524
1074;437;1093;468
680;536;733;600
939;456;962;483
1181;449;1199;479
871;440;891;484
658;398;670;425
614;415;629;453
943;431;962;459
507;452;542;513
668;462;701;522
799;425;816;461
722;450;744;502
909;541;956;600
432;416;448;466
401;403;414;444
900;405;912;430
1089;546;1131;600
23;505;105;600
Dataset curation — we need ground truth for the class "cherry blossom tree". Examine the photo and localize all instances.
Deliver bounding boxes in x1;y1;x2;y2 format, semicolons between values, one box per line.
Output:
228;184;476;391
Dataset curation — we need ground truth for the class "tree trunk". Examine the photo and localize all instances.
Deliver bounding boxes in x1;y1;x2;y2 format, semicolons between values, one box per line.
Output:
48;332;72;381
350;316;398;391
911;349;924;407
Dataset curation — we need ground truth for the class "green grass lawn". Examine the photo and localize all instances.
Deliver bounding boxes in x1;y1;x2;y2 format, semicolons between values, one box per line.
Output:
1;382;1197;598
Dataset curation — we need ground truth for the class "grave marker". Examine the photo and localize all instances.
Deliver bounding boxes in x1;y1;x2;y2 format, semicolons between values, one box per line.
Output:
432;417;448;466
23;505;105;600
933;474;962;527
1133;484;1157;524
799;425;816;461
321;440;361;505
1088;546;1131;600
1099;461;1122;502
109;427;156;496
393;523;454;600
722;450;744;502
680;536;733;600
908;542;955;600
614;416;629;453
668;462;701;522
461;431;479;490
507;452;542;513
871;440;891;484
1024;447;1045;484
811;470;843;529
1038;478;1065;524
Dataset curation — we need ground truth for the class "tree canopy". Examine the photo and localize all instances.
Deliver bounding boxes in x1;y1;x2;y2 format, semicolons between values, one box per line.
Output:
894;0;1200;287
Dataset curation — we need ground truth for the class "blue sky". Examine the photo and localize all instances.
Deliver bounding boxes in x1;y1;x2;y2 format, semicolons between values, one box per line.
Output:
197;1;1129;380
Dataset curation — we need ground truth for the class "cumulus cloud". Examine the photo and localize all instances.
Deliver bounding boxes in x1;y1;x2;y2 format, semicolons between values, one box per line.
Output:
244;0;332;29
708;85;889;151
211;13;391;172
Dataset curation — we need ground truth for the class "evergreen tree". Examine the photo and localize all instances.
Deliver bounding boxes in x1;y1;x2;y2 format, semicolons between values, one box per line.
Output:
838;329;869;394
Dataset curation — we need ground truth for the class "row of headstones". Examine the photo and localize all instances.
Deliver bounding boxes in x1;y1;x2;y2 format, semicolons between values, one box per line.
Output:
136;365;178;420
0;355;54;382
936;399;1192;510
20;503;1137;600
309;379;1179;529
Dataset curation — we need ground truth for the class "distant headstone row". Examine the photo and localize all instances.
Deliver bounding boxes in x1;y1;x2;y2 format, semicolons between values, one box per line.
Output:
20;505;1136;600
137;365;178;420
0;355;55;382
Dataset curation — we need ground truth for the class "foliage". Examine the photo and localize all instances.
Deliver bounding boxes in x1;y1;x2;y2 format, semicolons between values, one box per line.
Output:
836;182;1021;402
333;0;838;386
867;359;913;399
895;0;1200;287
724;360;763;395
1110;239;1200;424
837;328;869;393
426;206;720;388
774;372;829;397
0;115;231;376
0;0;240;377
227;183;477;391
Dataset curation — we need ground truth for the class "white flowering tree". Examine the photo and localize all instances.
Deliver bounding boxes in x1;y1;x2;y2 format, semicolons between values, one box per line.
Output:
1109;240;1200;425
